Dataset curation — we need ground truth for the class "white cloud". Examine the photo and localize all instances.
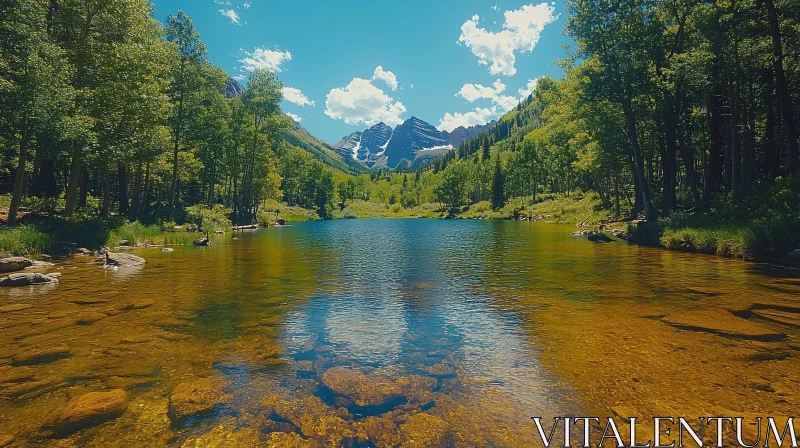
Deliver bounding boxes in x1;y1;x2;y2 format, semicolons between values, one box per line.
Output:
282;87;315;107
219;9;240;24
213;0;231;4
243;2;251;8
518;77;540;99
325;77;406;127
457;3;557;76
457;79;506;102
438;107;499;132
371;66;398;91
492;4;500;11
456;79;518;113
286;112;302;122
238;47;292;73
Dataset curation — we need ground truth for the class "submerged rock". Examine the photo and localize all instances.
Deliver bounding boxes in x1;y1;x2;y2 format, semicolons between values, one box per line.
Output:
399;412;450;447
358;416;401;448
266;432;320;448
11;345;71;365
321;366;403;408
662;311;787;341
181;422;262;447
104;252;145;268
0;303;33;313
50;389;127;434
168;378;230;420
0;257;32;273
0;434;14;447
0;272;60;287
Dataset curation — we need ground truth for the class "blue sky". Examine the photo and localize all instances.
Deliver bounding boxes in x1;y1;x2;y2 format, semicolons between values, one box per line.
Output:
150;0;571;143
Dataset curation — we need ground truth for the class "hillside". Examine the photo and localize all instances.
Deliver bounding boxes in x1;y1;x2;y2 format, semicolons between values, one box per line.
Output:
283;121;368;175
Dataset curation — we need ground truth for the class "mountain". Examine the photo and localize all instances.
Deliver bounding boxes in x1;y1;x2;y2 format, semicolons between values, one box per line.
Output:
333;117;498;170
383;117;450;167
447;121;497;147
283;120;368;175
225;78;245;98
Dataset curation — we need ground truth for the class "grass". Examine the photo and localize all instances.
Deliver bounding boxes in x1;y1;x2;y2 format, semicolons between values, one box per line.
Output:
0;226;56;257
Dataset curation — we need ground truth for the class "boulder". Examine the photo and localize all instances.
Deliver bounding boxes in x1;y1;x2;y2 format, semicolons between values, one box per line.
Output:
0;272;60;287
789;249;800;261
161;247;174;252
321;367;402;408
0;257;32;273
168;378;230;420
192;237;210;247
50;389;127;434
104;252;145;268
118;240;132;247
588;232;614;243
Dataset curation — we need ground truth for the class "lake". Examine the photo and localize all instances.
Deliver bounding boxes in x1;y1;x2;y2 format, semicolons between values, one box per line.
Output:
0;219;798;446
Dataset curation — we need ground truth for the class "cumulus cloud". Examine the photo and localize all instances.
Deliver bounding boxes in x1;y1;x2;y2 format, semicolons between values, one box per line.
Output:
458;3;557;76
325;77;406;127
518;77;540;99
243;2;251;8
238;47;292;73
282;87;314;107
371;66;398;91
438;107;499;132
456;79;518;113
219;9;240;24
286;112;302;122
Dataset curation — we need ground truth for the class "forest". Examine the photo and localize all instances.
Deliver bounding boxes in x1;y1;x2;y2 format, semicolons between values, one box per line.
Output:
1;0;799;260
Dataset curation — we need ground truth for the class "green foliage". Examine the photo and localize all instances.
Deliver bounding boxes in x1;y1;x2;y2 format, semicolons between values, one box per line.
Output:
185;204;232;232
0;226;55;256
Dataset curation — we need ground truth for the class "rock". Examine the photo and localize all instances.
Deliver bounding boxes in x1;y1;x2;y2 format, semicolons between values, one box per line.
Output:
50;389;127;434
161;247;174;252
610;406;637;423
11;345;71;365
41;254;52;260
76;248;93;255
118;240;132;247
789;249;800;260
0;434;14;447
192;237;210;247
266;432;319;448
26;260;54;270
168;378;230;420
214;230;224;234
588;232;614;243
399;412;450;447
321;367;403;408
662;311;787;342
104;252;145;268
0;303;32;313
181;422;262;447
0;272;60;287
572;229;590;236
359;416;401;448
0;257;33;273
751;309;799;328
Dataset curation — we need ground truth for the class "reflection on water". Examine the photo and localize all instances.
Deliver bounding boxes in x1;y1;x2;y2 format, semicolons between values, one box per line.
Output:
0;219;798;446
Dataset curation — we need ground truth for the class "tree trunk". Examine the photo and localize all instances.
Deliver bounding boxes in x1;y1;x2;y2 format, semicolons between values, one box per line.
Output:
64;150;82;215
118;163;128;216
101;159;110;218
764;0;799;175
7;125;30;227
621;97;657;222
